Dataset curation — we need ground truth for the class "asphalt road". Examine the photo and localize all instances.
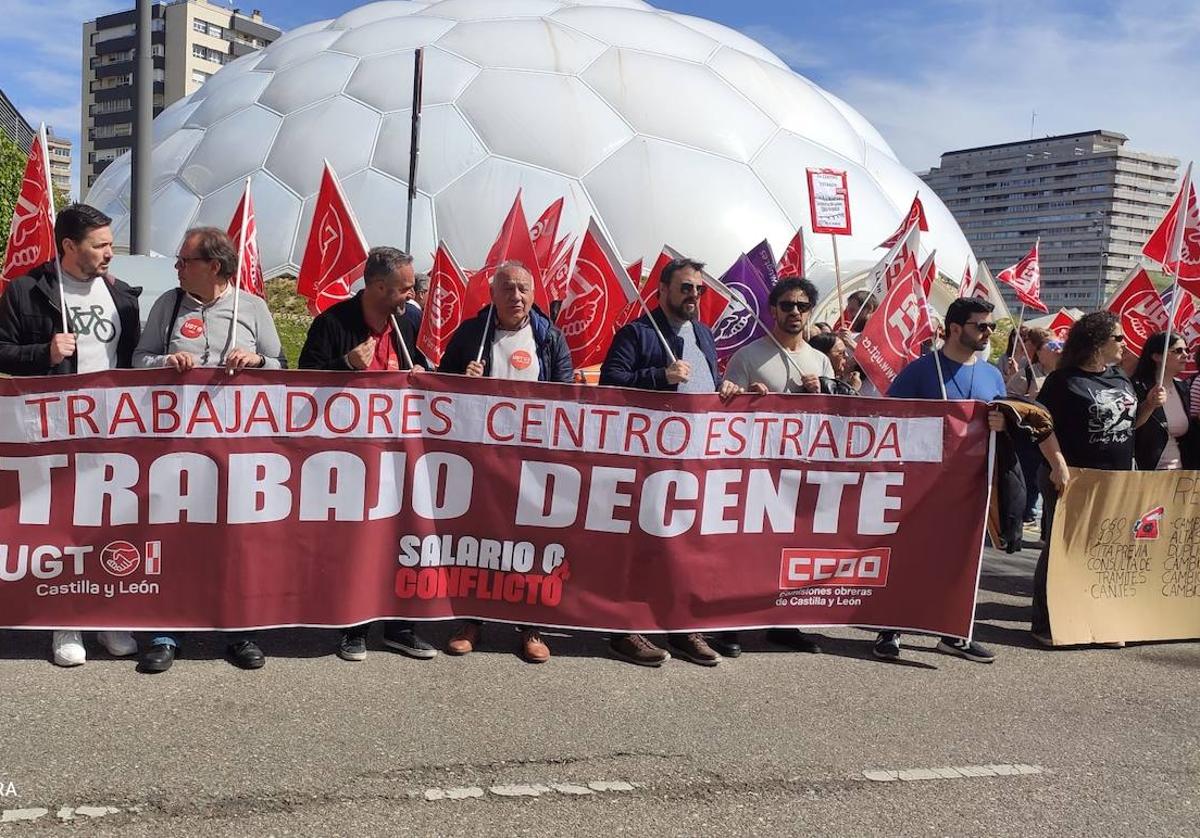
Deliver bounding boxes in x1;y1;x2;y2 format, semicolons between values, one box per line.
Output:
0;544;1196;837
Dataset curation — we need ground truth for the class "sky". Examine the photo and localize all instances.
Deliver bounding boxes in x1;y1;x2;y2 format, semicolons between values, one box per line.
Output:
2;0;1198;198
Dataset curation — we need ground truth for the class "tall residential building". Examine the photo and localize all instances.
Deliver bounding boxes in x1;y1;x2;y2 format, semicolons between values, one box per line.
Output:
920;131;1179;311
80;0;280;191
2;87;73;200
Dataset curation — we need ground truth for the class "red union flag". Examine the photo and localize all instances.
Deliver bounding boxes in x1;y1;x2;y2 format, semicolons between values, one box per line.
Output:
1;126;56;292
806;169;852;235
296;162;370;314
529;197;563;274
464;192;551;315
918;251;937;297
544;235;574;302
996;241;1047;313
778;228;805;277
1143;163;1200;289
226;179;264;298
1106;267;1169;357
558;219;639;369
873;222;919;292
616;250;669;329
856;254;932;393
626;258;643;287
1046;309;1076;341
878;193;928;249
417;241;469;367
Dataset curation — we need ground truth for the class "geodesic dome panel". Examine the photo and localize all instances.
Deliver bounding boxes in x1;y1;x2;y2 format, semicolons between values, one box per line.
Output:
88;0;976;286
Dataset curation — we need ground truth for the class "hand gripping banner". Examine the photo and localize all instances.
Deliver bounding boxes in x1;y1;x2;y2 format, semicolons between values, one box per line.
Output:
0;371;993;638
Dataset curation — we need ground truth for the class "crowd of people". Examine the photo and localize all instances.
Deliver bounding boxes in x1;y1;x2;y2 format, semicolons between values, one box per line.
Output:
1;203;1195;672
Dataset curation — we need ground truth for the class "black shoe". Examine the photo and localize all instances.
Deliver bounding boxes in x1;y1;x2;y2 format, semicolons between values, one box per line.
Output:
706;632;741;658
227;639;265;670
936;637;995;663
337;632;367;662
766;628;822;653
382;627;437;660
872;632;901;660
140;643;176;673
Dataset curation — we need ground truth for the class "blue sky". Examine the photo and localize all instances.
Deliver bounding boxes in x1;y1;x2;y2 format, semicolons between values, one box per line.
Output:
2;0;1198;197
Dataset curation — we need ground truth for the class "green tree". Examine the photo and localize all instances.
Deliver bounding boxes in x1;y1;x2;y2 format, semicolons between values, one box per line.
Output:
0;131;26;259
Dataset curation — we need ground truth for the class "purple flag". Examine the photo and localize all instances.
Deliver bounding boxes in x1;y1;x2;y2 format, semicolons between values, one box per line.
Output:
711;253;771;369
745;239;779;287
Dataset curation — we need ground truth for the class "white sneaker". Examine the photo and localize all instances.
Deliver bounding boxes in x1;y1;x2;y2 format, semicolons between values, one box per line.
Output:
97;631;137;657
52;631;86;666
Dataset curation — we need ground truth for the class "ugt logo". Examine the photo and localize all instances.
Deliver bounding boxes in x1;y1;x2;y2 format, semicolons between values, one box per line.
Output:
1132;506;1164;541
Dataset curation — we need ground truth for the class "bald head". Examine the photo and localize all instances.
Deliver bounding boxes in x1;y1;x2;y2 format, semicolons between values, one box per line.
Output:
491;260;534;329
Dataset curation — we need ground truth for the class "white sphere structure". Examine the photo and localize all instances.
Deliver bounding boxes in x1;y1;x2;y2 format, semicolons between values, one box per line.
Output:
86;0;974;294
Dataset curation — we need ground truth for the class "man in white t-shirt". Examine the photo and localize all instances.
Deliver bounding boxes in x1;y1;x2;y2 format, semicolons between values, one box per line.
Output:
438;261;573;662
0;203;141;667
717;276;831;658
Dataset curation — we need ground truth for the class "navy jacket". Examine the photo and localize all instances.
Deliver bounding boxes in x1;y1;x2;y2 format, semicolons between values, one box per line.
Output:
438;305;573;383
599;308;720;391
298;291;426;371
0;260;141;375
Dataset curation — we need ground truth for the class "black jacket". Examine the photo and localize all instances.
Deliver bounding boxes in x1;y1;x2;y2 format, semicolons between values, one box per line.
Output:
1132;377;1200;470
438;305;573;383
298;291;426;371
599;308;720;391
0;260;141;375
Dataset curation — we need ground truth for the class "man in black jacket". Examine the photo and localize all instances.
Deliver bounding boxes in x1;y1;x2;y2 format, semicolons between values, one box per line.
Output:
437;261;574;663
0;202;141;667
297;246;434;662
0;203;140;376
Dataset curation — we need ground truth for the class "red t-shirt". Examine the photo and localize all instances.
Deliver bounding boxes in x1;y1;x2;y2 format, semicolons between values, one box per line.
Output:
367;322;399;371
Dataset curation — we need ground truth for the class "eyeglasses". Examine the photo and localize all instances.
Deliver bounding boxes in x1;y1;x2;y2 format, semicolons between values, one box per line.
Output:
677;282;707;296
175;254;209;264
775;300;813;313
966;321;998;332
1110;334;1126;343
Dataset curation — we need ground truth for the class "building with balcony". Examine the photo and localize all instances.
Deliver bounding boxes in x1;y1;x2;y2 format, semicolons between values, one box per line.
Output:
80;0;280;190
920;130;1179;311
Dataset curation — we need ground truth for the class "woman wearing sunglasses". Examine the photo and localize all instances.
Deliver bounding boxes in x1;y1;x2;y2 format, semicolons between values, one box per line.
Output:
1131;331;1200;471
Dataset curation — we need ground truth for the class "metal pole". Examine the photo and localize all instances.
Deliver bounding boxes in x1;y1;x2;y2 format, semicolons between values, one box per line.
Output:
404;48;424;254
130;0;153;254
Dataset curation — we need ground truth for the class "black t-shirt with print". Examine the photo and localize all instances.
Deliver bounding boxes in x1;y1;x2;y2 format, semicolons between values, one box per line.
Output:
1037;365;1137;471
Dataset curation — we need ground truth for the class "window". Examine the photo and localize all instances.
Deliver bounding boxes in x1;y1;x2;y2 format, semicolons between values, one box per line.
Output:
92;123;133;140
191;69;211;85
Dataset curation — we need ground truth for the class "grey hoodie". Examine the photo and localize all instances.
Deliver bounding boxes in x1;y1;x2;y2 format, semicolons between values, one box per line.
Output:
134;285;286;369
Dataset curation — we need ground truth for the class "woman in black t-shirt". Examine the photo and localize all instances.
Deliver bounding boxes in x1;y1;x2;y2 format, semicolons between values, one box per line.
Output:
1029;312;1163;641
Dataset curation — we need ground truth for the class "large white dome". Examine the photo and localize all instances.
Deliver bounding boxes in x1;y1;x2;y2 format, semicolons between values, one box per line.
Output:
86;0;974;293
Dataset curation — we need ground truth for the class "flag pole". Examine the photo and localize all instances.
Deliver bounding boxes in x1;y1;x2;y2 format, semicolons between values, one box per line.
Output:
830;234;845;321
475;304;493;365
1158;161;1193;388
390;312;415;370
224;176;251;368
40;124;68;334
404;48;424;254
932;332;948;400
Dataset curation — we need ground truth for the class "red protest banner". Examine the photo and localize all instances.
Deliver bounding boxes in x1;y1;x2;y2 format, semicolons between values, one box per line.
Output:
0;370;991;638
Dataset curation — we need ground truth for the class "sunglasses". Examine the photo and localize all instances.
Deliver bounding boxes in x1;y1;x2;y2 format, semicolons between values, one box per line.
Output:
775;300;813;313
175;254;210;264
677;282;707;296
967;321;998;332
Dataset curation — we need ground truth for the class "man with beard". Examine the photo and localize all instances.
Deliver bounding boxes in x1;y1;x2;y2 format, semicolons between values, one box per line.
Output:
715;276;832;658
599;257;744;668
0;203;141;667
876;297;1068;663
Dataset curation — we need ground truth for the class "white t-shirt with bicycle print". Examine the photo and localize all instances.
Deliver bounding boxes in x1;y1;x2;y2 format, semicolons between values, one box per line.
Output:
61;273;120;372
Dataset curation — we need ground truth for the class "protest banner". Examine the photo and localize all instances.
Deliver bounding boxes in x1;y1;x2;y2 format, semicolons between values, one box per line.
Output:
0;370;992;638
1047;468;1200;645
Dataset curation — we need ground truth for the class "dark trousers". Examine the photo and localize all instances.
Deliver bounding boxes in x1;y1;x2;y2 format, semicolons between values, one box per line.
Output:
1014;435;1044;520
344;620;413;640
1030;465;1059;636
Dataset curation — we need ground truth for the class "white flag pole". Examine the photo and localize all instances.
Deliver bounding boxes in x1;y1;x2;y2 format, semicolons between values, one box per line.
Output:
475;304;493;365
1158;161;1193;388
224;176;251;367
390;312;415;370
831;234;845;320
40;124;68;335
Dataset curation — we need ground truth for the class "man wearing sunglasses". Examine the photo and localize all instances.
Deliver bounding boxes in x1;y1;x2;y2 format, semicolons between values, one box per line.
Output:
877;297;1068;664
600;257;744;668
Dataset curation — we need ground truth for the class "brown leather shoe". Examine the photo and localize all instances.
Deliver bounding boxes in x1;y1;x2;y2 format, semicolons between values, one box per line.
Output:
447;622;479;655
521;629;550;663
609;633;669;667
669;633;720;666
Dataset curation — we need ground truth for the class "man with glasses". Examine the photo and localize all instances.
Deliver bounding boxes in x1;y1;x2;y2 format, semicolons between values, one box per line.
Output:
877;298;1011;663
0;202;141;667
714;276;833;658
600;257;745;667
133;227;286;673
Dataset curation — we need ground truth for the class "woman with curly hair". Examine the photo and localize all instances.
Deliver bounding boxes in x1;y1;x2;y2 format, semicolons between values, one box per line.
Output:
1030;311;1161;644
